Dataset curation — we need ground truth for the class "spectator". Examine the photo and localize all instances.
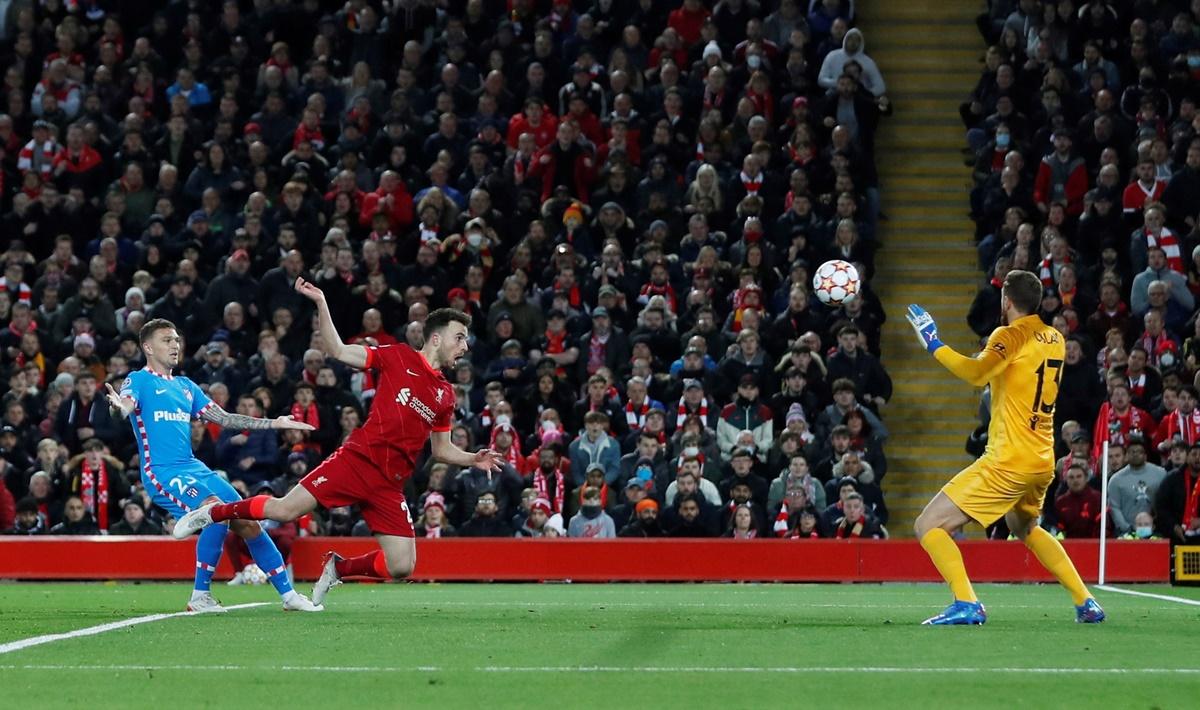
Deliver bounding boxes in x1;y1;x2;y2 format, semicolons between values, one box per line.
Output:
109;498;163;536
830;491;884;539
716;373;774;461
618;497;666;537
48;494;100;535
458;491;513;537
8;496;46;535
1106;438;1167;536
1054;463;1103;538
567;485;616;538
1153;442;1200;543
415;494;455;538
568;412;620;486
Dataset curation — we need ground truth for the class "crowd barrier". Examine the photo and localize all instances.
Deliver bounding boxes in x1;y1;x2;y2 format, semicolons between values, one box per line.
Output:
0;537;1168;582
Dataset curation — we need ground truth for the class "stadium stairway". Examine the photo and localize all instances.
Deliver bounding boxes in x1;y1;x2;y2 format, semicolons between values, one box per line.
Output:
858;2;984;536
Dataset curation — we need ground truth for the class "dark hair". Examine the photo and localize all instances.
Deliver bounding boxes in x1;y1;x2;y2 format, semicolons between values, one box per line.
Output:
1003;269;1043;315
423;308;472;341
832;378;856;394
139;318;177;346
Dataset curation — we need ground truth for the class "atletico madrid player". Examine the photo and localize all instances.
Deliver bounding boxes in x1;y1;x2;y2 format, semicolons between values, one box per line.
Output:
174;277;504;605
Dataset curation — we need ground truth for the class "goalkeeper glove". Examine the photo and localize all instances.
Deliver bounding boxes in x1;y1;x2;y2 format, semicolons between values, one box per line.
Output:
906;304;944;354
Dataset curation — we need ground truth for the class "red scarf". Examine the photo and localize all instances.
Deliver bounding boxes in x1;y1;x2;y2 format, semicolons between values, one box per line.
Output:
578;482;609;508
543;329;569;377
290;402;321;451
534;465;566;514
745;88;774;123
1184;468;1200;529
625;399;649;430
553;278;581;307
1137;332;1172;367
835;516;866;538
80;457;108;533
677;396;708;428
480;405;493;429
639;282;677;313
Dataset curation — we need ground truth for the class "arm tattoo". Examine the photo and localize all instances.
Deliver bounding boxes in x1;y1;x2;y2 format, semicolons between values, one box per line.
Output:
200;407;274;430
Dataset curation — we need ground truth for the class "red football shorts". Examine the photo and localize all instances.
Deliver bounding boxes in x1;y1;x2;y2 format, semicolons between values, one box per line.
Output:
300;447;414;537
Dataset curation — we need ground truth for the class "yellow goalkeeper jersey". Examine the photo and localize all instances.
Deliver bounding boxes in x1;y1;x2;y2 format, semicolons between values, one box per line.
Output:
934;314;1064;474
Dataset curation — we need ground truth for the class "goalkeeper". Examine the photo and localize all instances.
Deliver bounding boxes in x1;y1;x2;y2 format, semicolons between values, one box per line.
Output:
906;269;1104;625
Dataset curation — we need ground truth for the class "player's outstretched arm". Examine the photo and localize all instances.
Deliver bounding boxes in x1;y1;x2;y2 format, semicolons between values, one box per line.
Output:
430;430;504;471
907;304;1006;387
200;406;316;432
294;276;369;369
104;383;136;419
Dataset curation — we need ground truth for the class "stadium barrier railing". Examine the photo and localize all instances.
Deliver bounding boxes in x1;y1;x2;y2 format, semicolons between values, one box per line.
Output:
0;537;1168;582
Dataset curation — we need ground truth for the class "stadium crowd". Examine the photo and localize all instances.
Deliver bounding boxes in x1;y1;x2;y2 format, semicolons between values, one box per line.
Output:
967;0;1200;544
0;0;898;554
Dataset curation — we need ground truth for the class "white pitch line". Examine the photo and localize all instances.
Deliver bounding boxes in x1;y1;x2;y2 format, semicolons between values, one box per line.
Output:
1096;584;1200;607
0;663;1197;675
0;603;269;656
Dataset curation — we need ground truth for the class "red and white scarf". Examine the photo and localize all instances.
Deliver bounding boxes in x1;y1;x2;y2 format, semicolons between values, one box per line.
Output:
773;500;790;536
419;222;440;245
80;457;108;533
739;170;763;195
534;466;566;514
1164;409;1200;447
677;396;708;428
489;423;523;470
1039;252;1069;286
1092;402;1151;461
1145;227;1184;273
625;400;649;430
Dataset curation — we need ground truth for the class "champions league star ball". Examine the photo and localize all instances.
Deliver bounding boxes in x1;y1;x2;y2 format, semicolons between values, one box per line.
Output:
812;260;860;306
241;564;269;585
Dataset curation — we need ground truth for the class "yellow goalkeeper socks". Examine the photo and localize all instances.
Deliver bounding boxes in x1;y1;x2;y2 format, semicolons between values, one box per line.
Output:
920;528;977;602
1025;526;1091;605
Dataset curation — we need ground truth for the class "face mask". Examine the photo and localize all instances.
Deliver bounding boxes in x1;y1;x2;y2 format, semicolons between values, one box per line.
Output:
747;55;762;69
636;466;652;481
996;133;1011;147
683;446;700;458
495;414;511;427
1136;525;1153;539
467;231;483;248
1189;56;1200;68
581;503;602;518
1161;352;1175;368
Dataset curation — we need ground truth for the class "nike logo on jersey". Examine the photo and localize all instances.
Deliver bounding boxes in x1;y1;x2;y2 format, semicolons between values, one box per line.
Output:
406;368;419;376
155;389;168;395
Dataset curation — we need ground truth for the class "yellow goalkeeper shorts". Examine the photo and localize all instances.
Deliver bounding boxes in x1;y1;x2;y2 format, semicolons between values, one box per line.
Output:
941;457;1053;527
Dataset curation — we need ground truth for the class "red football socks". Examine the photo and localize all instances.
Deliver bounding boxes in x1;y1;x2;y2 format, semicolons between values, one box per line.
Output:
334;550;390;579
210;495;269;522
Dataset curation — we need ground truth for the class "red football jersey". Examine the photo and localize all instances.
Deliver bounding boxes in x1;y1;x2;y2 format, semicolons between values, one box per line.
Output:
343;343;454;482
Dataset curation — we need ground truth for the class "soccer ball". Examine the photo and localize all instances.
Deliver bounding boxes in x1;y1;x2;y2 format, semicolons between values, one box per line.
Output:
812;260;860;306
241;564;269;585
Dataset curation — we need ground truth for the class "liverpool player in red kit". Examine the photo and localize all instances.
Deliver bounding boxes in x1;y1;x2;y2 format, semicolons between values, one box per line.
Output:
174;277;504;604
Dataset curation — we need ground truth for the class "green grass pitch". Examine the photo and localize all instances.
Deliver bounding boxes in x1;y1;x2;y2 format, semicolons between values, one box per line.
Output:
1;582;1197;709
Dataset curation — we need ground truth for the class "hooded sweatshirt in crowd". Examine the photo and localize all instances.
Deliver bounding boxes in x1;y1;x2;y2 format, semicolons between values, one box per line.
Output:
817;29;886;97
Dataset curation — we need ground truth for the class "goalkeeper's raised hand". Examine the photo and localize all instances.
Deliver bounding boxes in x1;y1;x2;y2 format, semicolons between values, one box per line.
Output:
906;304;944;354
